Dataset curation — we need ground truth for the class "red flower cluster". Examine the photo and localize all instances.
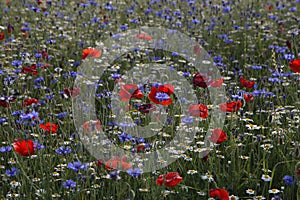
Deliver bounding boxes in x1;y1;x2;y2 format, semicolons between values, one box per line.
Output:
290;59;300;73
240;77;256;88
22;98;39;107
40;122;58;134
156;172;183;187
188;104;208;118
22;64;38;75
193;72;223;88
13;139;35;156
82;48;102;60
119;84;143;101
219;100;243;112
210;188;229;200
210;128;228;144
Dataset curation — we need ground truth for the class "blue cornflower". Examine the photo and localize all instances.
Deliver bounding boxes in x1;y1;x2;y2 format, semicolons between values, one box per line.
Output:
58;112;67;119
251;65;263;70
0;117;7;124
62;179;76;189
284;53;295;61
155;92;170;101
108;170;121;180
172;52;179;56
268;78;280;83
12;60;22;67
34;77;44;83
120;24;128;31
283;175;296;186
68;161;88;172
127;168;143;177
181;117;194;124
0;146;12;153
35;53;42;58
5;167;20;177
56;146;72;155
111;73;121;79
34;141;45;150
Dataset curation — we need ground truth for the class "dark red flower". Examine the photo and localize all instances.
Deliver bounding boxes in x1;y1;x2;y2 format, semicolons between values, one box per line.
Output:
82;48;102;60
149;84;174;106
286;40;292;50
219;100;243;112
188;104;208;118
210;128;228;144
0;33;4;40
156;172;183;187
203;155;209;162
240;77;256;88
13;139;35;156
289;59;300;73
193;72;223;88
82;120;102;134
244;94;254;103
22;98;39;107
22;64;38;75
136;144;145;153
119;84;143;101
40;122;58;133
0;95;15;108
138;103;155;114
64;87;80;98
193;72;209;88
209;188;229;200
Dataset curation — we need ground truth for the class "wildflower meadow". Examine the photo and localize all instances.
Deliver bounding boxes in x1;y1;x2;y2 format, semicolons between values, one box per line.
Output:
0;0;300;199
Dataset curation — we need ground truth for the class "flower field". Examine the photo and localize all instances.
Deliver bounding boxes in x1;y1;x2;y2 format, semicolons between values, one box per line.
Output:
0;0;300;199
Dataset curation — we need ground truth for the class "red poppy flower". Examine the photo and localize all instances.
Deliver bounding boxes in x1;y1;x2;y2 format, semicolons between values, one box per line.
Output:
209;188;229;200
289;59;300;73
188;104;208;118
210;128;228;144
286;40;292;50
64;87;81;98
219;100;243;112
149;84;174;106
40;122;58;133
82;120;102;134
105;156;131;170
135;32;152;41
82;48;102;60
22;98;39;107
0;33;4;40
119;84;143;101
13;139;35;156
244;94;254;103
208;78;224;88
22;64;38;75
240;77;256;88
156;172;183;187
